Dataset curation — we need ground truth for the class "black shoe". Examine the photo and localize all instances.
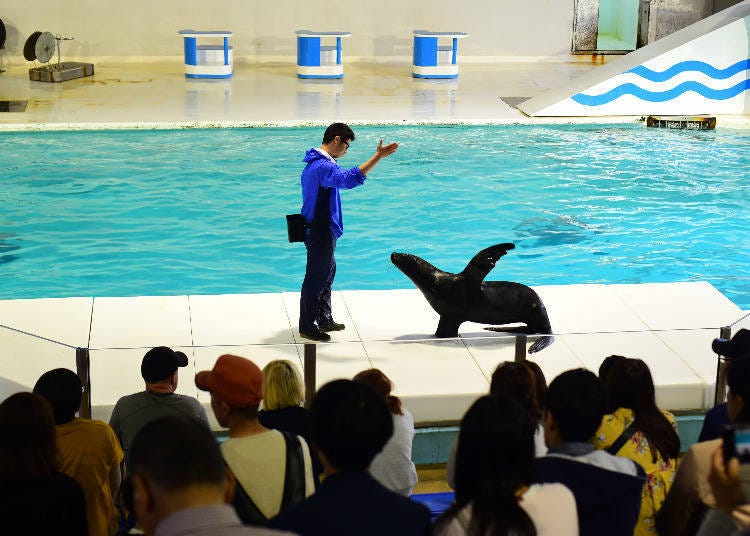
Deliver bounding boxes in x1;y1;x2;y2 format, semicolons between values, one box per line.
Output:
318;320;345;332
299;329;331;342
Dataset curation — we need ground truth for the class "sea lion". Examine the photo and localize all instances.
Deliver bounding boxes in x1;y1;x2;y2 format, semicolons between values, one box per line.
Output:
390;243;554;353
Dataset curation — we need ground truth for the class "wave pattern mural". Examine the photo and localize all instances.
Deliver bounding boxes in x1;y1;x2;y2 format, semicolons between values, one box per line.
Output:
571;58;750;106
629;59;750;81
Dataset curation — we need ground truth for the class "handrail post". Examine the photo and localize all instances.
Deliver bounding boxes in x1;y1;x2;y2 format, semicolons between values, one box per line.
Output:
75;347;92;419
715;326;732;406
304;343;317;409
514;334;527;362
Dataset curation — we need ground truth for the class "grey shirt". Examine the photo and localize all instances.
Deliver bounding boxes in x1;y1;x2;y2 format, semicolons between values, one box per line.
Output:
155;504;295;536
109;390;209;466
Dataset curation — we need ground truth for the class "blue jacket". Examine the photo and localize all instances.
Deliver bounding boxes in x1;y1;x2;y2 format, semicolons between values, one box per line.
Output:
300;148;365;238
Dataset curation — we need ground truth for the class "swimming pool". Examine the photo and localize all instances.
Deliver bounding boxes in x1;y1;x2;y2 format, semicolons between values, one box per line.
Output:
1;124;748;308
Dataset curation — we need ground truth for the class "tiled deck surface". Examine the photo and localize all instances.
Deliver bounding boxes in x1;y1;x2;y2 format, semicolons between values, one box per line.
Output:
0;282;746;429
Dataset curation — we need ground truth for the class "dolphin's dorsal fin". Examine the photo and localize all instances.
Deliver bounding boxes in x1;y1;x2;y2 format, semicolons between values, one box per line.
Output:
460;243;515;285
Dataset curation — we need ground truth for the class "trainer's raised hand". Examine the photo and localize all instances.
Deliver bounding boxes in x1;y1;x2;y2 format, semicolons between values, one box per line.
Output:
359;138;399;175
375;139;399;158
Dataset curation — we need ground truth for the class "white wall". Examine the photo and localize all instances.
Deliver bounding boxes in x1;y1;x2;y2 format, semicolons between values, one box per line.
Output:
0;0;576;63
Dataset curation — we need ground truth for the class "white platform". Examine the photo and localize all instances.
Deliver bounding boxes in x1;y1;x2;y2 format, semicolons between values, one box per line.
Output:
0;282;745;428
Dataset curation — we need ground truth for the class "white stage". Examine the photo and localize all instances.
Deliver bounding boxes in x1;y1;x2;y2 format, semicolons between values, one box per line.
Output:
0;281;746;429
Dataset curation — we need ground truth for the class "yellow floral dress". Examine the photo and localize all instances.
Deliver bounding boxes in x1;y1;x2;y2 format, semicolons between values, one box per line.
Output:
591;407;678;536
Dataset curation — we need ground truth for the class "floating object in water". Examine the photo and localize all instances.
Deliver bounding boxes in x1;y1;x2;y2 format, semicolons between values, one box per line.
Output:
646;115;716;130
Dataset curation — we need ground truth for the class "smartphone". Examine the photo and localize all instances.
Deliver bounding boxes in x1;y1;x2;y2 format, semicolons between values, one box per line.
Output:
735;424;750;463
723;424;750;504
722;425;750;463
723;425;737;465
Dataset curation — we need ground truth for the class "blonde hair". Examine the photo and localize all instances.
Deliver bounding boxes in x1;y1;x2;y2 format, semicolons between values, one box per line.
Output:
262;360;305;410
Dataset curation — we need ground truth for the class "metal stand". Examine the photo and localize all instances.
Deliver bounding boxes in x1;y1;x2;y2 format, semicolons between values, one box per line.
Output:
715;325;733;406
75;347;92;419
304;343;317;409
28;35;94;83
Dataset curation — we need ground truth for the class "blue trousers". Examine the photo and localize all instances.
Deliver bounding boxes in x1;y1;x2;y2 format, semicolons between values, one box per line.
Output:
299;228;337;333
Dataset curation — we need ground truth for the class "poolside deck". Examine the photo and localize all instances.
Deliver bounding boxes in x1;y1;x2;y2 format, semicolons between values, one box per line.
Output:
2;59;749;129
0;282;746;428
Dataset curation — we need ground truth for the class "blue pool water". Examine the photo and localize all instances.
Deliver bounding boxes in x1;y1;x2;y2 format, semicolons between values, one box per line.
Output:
1;125;748;308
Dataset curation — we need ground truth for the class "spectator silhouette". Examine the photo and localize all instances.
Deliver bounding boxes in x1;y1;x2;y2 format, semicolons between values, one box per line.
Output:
127;416;293;536
258;359;322;483
598;354;627;413
109;346;209;469
592;358;680;535
447;361;546;489
197;354;315;524
699;329;750;442
435;393;577;536
269;379;431;535
657;354;750;535
536;368;646;536
353;368;418;496
0;392;88;535
34;368;124;536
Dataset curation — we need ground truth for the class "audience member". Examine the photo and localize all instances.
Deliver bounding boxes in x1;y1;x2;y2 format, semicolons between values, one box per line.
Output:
258;360;322;481
353;368;418;496
592;357;680;535
0;392;88;535
447;361;546;489
696;445;750;536
698;329;750;441
127;416;293;536
598;354;628;413
269;379;431;535
435;393;577;536
109;346;209;468
656;354;750;535
523;360;547;419
491;361;547;456
34;368;124;536
536;368;646;536
197;354;315;524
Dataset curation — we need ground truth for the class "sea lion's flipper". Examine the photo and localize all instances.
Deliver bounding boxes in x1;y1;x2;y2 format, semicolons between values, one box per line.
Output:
529;335;555;354
435;316;463;338
484;325;529;334
460;243;515;286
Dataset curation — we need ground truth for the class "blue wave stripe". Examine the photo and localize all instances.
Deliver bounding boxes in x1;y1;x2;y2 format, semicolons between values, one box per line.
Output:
572;79;750;106
628;59;750;82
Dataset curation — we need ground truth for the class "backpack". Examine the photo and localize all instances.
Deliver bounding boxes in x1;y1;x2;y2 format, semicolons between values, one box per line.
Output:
229;431;307;525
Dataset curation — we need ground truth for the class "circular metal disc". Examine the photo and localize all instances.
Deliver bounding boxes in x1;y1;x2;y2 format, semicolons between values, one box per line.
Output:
35;32;56;63
24;31;41;61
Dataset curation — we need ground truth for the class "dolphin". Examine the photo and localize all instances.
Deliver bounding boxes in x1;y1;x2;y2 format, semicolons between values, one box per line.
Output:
390;243;554;353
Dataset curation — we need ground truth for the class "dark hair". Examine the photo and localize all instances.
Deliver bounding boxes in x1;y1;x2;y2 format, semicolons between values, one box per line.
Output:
523;361;547;413
598;355;627;413
728;354;750;422
322;123;355;145
437;394;537;536
546;368;605;442
311;379;393;472
605;358;680;462
33;368;82;425
353;368;403;416
0;392;58;478
490;362;540;428
129;416;226;492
